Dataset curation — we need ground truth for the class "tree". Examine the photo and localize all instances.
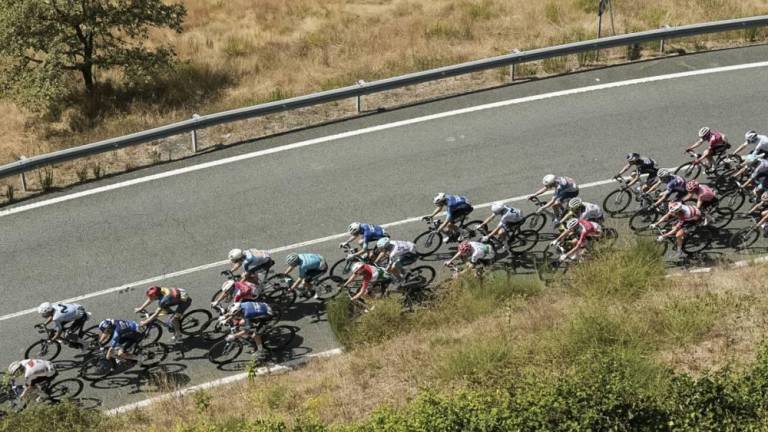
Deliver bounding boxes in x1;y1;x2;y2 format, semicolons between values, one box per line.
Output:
0;0;186;110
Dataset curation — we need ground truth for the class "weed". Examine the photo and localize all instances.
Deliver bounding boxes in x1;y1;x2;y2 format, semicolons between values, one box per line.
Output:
192;390;212;413
75;163;88;182
90;161;103;179
544;1;562;25
626;43;642;60
541;56;569;74
4;184;15;202
37;166;54;191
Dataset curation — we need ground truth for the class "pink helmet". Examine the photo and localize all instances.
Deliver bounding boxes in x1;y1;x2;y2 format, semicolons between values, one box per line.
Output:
686;180;699;192
146;286;161;298
458;241;472;255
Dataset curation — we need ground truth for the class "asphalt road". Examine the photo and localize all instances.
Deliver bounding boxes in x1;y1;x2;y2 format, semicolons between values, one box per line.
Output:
1;45;768;410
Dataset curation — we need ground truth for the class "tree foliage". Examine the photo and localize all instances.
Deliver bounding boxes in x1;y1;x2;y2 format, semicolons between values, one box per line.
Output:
0;0;186;111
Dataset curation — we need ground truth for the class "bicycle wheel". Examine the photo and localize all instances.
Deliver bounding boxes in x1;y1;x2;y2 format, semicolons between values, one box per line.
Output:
140;323;163;347
508;229;540;253
460;220;485;240
199;318;229;342
207;340;243;365
314;276;344;300
47;379;83;402
721;190;746;211
524;213;547;233
402;285;436;310
263;325;296;352
179;309;213;336
329;258;354;279
682;228;712;254
413;230;443;256
602;189;633;215
539;244;563;274
138;342;168;367
710;207;735;229
79;356;113;381
730;227;760;250
629;209;659;232
602;227;619;248
24;339;61;362
675;162;702;180
263;274;297;306
404;266;436;287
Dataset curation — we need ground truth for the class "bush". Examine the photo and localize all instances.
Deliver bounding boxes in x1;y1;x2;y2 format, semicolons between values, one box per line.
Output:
0;402;105;432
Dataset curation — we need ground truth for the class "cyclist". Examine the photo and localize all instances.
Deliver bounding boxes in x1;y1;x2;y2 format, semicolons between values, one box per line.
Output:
735;155;768;196
682;180;717;212
344;262;392;301
135;286;191;341
616;153;659;191
479;202;525;245
98;319;145;364
37;302;88;347
686;126;730;169
374;237;418;283
648;169;687;206
228;248;274;284
733;130;768;157
221;302;273;360
339;222;389;259
424;193;474;242
444;240;493;277
529;174;579;219
211;275;262;309
284;253;327;299
7;359;56;403
562;198;604;224
551;218;602;261
650;202;702;258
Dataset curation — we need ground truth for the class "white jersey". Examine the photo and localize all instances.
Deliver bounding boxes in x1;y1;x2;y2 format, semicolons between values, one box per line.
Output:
21;359;56;386
579;203;603;221
389;240;415;258
751;135;768;155
751;159;768;179
51;303;84;326
498;207;524;227
469;241;492;264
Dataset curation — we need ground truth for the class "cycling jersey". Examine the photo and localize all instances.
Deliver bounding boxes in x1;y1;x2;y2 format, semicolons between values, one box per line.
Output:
444;195;473;221
554;177;578;193
574;220;602;249
705;130;728;149
354;264;387;292
498;206;524;228
297;253;326;278
665;176;687;193
157;287;190;311
389;240;416;258
750;134;768;156
19;359;55;386
579;202;604;221
695;185;716;202
359;224;386;246
750;160;768;180
676;205;702;223
240;302;272;320
50;303;85;331
633;157;658;176
228;280;262;303
109;320;142;348
242;250;272;273
468;241;492;264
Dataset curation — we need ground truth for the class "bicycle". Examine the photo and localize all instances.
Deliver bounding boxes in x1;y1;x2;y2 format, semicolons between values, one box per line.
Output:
526;196;566;232
135;307;212;341
0;373;83;412
602;175;649;216
652;224;713;257
207;321;295;365
24;323;100;361
675;148;738;180
211;270;296;314
730;214;766;251
475;222;540;254
412;215;484;256
628;200;668;233
329;244;386;279
79;340;168;381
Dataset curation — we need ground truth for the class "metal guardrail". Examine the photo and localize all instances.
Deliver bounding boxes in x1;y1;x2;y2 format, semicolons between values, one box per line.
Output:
1;15;767;180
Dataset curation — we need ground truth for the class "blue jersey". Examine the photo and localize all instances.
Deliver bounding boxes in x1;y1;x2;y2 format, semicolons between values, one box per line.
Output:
359;224;386;243
241;302;271;320
444;195;468;210
242;250;271;273
109;320;141;348
665;176;686;193
554;177;578;194
297;253;325;278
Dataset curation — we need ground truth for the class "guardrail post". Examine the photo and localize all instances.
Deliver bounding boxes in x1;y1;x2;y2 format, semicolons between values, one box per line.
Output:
18;155;27;192
356;80;366;113
191;113;200;153
659;25;671;54
509;49;521;81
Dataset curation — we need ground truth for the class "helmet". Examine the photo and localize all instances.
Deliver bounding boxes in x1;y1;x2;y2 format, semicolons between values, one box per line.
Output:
228;248;244;262
37;302;54;316
625;152;640;161
669;202;683;212
566;218;579;230
98;319;114;332
376;237;391;249
658;169;671;179
351;262;365;273
146;286;161;298
686;180;700;192
433;193;446;205
347;222;361;234
285;253;300;266
228;303;243;314
542;174;556;186
457;240;472;255
746;130;758;143
490;202;506;215
698;126;711;138
568;198;583;210
761;191;768;202
8;361;22;376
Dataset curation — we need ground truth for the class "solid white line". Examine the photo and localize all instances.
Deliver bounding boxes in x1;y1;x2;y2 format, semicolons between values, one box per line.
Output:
0;177;617;322
2;60;768;219
106;348;343;415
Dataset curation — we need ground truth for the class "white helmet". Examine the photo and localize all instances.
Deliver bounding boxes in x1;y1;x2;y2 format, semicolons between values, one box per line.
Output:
746;130;758;143
566;218;579;230
228;303;243;314
542;174;556;186
376;237;391;249
8;361;22;375
568;198;583;210
657;169;671;179
352;262;365;273
490;202;506;215
347;222;361;234
433;193;446;205
37;302;54;316
698;126;711;138
228;248;244;262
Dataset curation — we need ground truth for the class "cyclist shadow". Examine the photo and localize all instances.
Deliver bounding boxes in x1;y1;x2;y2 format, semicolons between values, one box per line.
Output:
86;363;190;394
281;301;328;325
50;359;81;373
493;252;540;275
213;328;304;373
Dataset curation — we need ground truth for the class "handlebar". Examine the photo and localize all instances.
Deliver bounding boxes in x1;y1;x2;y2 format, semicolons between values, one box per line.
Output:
528;196;544;206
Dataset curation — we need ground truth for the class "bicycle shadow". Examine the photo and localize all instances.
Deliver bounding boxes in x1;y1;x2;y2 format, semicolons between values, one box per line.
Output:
213;327;304;373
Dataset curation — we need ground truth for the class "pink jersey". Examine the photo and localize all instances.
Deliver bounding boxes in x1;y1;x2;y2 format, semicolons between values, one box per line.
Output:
677;205;701;223
575;220;601;248
707;131;727;149
696;185;715;202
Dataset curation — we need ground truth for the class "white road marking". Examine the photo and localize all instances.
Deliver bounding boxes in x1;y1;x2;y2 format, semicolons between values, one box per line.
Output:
106;348;343;415
0;177;616;322
2;60;768;219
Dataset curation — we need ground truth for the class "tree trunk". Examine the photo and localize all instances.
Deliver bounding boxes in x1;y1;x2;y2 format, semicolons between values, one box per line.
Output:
81;65;94;94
